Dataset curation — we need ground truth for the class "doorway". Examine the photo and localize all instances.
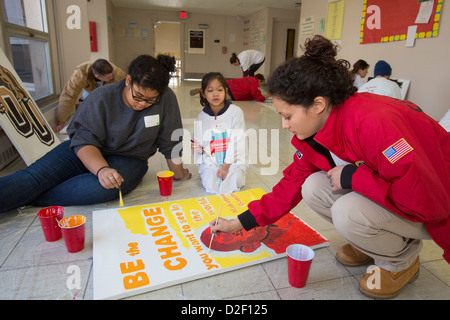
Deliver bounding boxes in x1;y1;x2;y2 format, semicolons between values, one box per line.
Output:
270;19;298;74
153;21;181;80
286;29;295;60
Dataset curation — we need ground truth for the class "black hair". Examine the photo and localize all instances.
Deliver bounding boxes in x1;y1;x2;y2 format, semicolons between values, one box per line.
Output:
199;72;228;106
229;53;239;64
255;73;265;82
266;35;356;108
91;59;113;76
127;54;176;93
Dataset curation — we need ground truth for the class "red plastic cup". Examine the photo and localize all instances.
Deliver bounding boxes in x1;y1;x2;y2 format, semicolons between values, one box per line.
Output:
287;244;315;288
157;171;174;196
37;206;64;242
59;215;87;253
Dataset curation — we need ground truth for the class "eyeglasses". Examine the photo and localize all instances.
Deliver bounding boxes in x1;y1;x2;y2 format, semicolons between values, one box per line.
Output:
130;83;160;105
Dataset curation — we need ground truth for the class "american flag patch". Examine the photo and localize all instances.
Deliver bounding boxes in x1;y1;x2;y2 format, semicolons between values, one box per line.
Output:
383;138;413;164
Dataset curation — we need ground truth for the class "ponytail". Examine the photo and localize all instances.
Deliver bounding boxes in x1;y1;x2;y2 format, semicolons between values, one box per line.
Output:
229;53;238;64
157;54;176;73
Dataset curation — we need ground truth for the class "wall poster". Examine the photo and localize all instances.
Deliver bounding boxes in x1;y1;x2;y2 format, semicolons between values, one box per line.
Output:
326;0;346;41
360;0;443;44
188;29;206;54
93;188;329;299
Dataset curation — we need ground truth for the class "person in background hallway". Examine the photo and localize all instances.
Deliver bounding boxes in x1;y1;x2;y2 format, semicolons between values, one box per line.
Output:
358;60;402;99
350;59;369;89
211;35;450;299
190;74;268;102
230;50;265;77
0;54;191;214
53;59;126;133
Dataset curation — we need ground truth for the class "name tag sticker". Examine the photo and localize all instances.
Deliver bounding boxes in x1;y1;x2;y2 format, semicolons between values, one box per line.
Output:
144;115;160;128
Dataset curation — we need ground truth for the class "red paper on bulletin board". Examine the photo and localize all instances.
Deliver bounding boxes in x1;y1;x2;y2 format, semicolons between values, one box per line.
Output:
360;0;443;44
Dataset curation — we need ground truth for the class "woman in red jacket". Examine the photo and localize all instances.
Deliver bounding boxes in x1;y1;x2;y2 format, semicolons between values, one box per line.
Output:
211;35;450;299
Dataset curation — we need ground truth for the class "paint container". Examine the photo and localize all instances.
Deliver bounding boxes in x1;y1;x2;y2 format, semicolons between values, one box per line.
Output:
286;244;315;288
157;171;174;196
59;215;87;253
37;206;64;242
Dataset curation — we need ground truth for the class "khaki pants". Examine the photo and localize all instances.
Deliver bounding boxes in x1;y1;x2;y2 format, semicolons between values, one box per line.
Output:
301;171;431;272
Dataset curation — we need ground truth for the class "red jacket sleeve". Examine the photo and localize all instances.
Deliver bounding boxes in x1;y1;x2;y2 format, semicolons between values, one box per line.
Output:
240;140;324;230
248;78;265;102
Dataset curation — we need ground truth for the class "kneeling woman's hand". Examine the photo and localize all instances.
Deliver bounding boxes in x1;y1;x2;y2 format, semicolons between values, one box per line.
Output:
97;167;124;189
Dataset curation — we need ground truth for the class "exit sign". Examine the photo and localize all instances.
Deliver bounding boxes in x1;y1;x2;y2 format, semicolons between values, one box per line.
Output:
179;11;187;19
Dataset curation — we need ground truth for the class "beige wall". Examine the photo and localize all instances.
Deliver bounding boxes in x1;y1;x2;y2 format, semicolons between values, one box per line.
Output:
300;0;450;121
87;0;110;62
54;0;91;84
111;8;246;79
238;8;300;77
111;6;299;80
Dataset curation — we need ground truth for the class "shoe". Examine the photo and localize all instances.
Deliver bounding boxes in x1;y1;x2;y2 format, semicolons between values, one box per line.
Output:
358;257;420;299
336;243;373;267
190;88;200;96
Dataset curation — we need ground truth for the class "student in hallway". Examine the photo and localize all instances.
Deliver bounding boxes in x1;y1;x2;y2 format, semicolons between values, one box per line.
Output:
230;50;265;77
192;72;246;195
211;35;450;299
0;54;191;214
190;74;268;102
53;59;126;133
350;59;369;89
358;60;402;99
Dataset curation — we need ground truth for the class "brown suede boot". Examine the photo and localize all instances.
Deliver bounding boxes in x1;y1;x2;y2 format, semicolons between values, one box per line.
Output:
336;244;374;267
358;257;420;299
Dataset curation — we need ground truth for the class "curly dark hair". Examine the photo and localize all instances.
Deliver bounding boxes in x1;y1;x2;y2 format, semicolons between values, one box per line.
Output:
127;54;176;93
266;35;356;108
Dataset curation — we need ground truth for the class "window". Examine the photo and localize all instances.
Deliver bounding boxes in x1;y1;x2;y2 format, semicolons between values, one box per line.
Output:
1;0;54;104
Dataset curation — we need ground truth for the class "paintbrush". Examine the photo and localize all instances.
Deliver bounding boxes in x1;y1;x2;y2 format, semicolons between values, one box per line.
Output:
208;204;222;253
191;139;212;157
119;186;124;207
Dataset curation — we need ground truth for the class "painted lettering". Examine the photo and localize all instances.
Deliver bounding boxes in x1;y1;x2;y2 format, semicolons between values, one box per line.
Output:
143;206;188;271
120;259;149;290
123;272;150;290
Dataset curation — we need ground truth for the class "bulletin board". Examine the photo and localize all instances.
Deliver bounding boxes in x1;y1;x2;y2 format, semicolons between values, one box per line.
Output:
360;0;443;44
92;188;329;299
0;49;60;165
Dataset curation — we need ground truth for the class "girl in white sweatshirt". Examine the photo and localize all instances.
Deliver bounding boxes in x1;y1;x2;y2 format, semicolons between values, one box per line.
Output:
192;72;246;194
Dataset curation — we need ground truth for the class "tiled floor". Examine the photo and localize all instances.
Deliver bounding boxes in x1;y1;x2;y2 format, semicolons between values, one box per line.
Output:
0;79;448;300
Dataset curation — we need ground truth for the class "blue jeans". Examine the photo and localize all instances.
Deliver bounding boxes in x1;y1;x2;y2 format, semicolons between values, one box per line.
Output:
0;140;148;213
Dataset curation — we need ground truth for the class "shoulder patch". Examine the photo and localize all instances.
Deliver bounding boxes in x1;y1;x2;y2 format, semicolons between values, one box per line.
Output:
383;138;413;164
